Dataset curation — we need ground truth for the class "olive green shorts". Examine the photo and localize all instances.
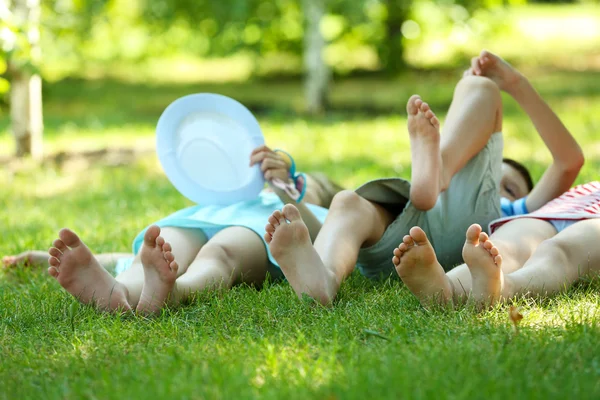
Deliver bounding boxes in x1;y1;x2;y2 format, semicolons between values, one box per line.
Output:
355;132;504;279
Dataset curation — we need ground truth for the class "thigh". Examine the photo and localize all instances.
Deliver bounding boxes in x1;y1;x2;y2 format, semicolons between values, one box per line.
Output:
488;218;558;273
540;219;600;276
195;226;270;285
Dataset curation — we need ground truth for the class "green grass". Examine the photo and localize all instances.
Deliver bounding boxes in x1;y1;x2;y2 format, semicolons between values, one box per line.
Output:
1;70;600;399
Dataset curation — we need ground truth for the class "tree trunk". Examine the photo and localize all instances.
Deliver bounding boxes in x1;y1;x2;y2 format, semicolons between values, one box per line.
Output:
10;0;43;159
378;0;410;75
302;0;329;114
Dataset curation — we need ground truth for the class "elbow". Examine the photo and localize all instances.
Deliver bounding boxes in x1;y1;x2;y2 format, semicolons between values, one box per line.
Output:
561;149;584;176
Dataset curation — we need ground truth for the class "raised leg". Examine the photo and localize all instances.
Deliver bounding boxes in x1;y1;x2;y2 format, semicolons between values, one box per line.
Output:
439;76;503;189
266;192;394;305
171;227;270;305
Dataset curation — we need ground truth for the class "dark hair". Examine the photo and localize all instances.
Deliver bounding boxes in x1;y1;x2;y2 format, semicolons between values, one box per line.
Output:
502;158;534;192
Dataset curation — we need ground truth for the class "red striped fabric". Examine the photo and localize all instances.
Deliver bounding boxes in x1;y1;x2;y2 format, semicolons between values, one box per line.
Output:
490;181;600;233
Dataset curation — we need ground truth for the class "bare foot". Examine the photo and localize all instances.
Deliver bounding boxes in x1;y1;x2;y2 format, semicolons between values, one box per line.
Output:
48;229;131;312
462;224;504;306
3;250;48;268
136;225;179;315
393;226;453;306
407;95;443;211
265;204;337;305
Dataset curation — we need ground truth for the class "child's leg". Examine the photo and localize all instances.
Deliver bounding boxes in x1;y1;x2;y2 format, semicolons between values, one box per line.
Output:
170;227;270;305
115;227;207;309
267;196;395;305
458;220;556;305
502;219;600;299
409;76;503;210
392;218;555;306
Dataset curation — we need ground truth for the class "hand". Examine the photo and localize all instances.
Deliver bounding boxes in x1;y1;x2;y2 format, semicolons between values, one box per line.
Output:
463;50;523;93
249;145;291;182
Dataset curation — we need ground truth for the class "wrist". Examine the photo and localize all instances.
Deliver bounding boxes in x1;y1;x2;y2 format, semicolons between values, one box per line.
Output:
505;73;529;98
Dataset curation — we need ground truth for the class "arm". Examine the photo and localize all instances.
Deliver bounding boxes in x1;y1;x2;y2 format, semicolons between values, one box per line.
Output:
249;145;323;241
469;50;584;211
3;251;132;269
507;77;584;211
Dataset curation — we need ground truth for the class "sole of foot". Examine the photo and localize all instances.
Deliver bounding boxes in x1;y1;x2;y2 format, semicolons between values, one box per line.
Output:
265;204;337;306
407;94;443;211
48;228;131;312
462;224;504;307
136;225;179;316
393;226;453;307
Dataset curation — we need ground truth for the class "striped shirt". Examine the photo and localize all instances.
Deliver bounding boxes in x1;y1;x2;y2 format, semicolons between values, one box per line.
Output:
490;181;600;233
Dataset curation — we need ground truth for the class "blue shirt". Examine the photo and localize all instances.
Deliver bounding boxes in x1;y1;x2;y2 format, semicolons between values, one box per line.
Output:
500;197;528;217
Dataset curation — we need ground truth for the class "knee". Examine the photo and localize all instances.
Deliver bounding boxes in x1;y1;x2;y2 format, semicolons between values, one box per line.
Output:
197;242;236;271
329;190;366;212
456;75;501;100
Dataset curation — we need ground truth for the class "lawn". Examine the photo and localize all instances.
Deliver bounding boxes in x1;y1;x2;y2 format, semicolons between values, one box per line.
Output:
1;69;600;399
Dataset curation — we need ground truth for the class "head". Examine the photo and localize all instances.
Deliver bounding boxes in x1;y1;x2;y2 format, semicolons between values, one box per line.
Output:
303;173;344;208
501;158;534;201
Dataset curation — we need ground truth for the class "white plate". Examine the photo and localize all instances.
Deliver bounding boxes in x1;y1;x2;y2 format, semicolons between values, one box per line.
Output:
156;93;265;206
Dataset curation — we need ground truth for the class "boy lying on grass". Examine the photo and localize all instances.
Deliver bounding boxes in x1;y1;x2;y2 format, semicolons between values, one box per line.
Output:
264;50;583;306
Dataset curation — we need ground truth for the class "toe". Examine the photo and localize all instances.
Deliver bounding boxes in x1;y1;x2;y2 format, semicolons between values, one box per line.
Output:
408;226;429;245
402;235;413;246
407;95;421;115
494;254;503;267
282;204;302;222
53;239;67;252
156;236;165;249
265;223;275;234
483;240;493;251
143;225;161;247
49;247;62;259
490;246;499;257
48;256;60;267
420;102;430;113
465;224;482;244
59;229;83;248
264;232;273;244
271;210;284;226
431;117;440;129
392;256;400;266
170;261;179;273
164;251;174;263
398;242;408;252
163;242;172;253
48;266;59;278
425;110;434;119
479;232;489;243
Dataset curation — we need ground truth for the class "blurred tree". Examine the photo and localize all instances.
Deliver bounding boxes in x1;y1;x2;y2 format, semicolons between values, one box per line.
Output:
5;0;43;159
378;0;411;75
303;0;329;113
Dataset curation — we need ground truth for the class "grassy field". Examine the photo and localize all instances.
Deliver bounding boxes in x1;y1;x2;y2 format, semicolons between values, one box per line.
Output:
1;69;600;399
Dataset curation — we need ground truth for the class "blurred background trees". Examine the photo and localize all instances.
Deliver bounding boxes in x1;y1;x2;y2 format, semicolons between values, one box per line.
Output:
0;0;599;157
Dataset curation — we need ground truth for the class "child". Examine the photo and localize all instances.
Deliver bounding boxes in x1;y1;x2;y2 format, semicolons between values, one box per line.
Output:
46;145;342;314
393;181;600;307
265;50;583;306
